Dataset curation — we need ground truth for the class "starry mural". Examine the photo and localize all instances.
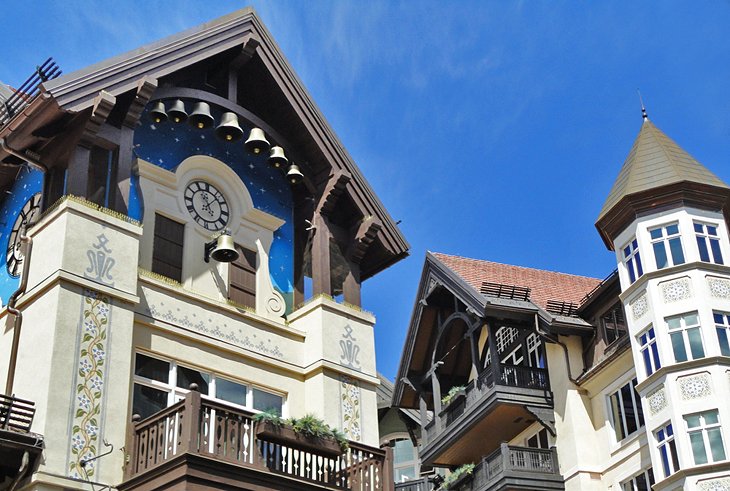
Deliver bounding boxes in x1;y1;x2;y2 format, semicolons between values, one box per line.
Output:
0;166;43;305
133;100;295;313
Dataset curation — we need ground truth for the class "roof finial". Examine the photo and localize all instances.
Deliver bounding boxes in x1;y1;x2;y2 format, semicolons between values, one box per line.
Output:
637;89;648;121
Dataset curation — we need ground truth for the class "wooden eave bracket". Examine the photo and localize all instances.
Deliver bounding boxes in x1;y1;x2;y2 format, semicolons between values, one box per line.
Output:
524;405;556;437
123;77;158;128
79;91;116;148
316;170;351;215
348;216;382;264
230;38;261;70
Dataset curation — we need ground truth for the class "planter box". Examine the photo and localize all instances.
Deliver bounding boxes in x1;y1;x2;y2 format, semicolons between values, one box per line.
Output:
255;421;344;458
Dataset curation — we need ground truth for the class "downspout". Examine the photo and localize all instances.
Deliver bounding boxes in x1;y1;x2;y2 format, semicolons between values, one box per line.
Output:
5;234;33;395
7;450;29;491
534;313;580;386
1;138;47;396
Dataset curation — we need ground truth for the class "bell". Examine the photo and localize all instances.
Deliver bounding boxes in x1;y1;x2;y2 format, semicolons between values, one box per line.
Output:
188;101;214;129
267;146;288;169
286;163;304;185
167;99;188;123
244;128;270;155
149;101;167;123
215;112;244;142
211;233;239;262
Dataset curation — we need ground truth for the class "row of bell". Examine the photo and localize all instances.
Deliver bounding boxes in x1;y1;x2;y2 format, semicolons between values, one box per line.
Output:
150;99;303;184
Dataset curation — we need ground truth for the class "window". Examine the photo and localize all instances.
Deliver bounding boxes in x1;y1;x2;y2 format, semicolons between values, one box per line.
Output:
152;214;185;282
228;245;256;308
87;145;118;209
684;410;726;465
527;427;550;449
695;222;724;265
621;468;655;491
713;312;730;356
132;352;283;420
638;327;661;376
656;422;680;477
602;302;627;344
609;378;645;441
666;312;704;363
392;438;419;483
526;333;544;368
649;223;685;269
623;239;643;283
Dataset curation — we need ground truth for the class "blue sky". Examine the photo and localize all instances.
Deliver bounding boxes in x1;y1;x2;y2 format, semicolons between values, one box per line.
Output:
3;1;729;380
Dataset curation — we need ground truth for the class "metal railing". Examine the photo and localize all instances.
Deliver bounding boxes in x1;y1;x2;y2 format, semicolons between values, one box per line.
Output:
0;57;61;126
0;394;36;432
124;391;392;490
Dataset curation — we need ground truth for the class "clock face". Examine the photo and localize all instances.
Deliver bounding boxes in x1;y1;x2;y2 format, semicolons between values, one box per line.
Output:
184;180;230;231
6;193;42;277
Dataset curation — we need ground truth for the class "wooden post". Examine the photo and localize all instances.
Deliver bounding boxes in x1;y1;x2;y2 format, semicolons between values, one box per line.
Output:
382;444;395;491
487;320;501;384
65;146;91;197
181;390;201;455
500;442;511;471
311;213;331;296
419;394;429;445
430;373;442;431
343;260;361;306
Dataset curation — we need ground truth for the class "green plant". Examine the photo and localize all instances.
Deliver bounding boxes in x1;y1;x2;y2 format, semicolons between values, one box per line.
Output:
290;414;331;439
441;385;466;406
252;408;283;427
286;414;350;453
438;463;475;490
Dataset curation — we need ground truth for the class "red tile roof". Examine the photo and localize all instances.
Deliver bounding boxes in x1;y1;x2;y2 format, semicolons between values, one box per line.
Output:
432;252;601;310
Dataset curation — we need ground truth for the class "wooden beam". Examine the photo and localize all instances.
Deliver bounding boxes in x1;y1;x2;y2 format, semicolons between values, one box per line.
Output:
123;77;157;128
316;170;351;215
342;261;360;306
348;216;382;263
227;38;261;102
310;213;331;296
79;91;116;149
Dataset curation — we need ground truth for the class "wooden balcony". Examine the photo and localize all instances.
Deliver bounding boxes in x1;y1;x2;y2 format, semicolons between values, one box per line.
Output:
0;394;44;484
120;391;393;491
450;444;563;491
421;364;553;467
394;476;433;491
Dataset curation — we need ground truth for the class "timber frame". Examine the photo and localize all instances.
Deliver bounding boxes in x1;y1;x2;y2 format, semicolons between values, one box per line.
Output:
0;8;409;304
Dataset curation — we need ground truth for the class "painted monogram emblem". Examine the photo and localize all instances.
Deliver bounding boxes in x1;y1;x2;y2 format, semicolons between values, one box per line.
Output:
340;325;361;370
85;234;115;286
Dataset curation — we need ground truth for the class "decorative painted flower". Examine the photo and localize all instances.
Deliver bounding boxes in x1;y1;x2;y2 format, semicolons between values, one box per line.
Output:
79;359;92;375
84;318;97;335
92;346;105;362
90;376;103;391
348;386;359;399
77;394;91;410
343;401;353;416
71;434;84;451
85;422;98;437
97;303;109;316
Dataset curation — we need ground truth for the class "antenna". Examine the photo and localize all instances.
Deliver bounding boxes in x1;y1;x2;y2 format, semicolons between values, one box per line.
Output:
637;89;648;121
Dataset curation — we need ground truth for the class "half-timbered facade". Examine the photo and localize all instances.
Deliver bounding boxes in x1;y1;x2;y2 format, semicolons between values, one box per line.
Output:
0;8;407;491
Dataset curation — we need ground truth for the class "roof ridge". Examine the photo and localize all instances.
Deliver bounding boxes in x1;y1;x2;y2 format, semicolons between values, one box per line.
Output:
431;251;601;282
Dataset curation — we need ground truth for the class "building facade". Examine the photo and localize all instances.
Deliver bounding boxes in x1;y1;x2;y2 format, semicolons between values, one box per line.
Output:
393;116;730;491
0;9;407;491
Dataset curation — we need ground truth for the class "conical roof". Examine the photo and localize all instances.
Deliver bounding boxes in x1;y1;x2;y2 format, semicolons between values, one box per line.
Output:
597;119;728;222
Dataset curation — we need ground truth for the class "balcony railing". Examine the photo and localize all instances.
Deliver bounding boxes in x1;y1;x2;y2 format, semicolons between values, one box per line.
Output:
394;476;433;491
0;394;36;432
453;444;562;491
123;391;391;490
425;363;550;443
